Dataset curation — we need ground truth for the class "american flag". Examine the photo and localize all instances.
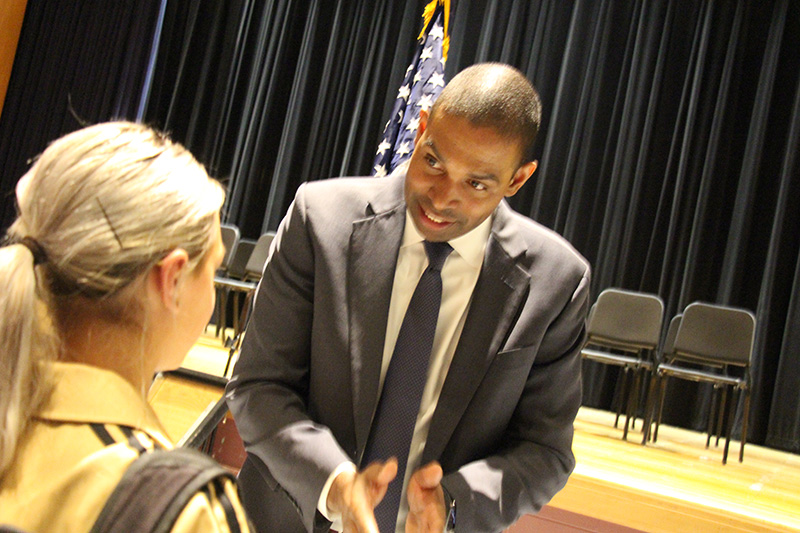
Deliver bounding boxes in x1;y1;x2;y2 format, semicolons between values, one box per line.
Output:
372;2;448;177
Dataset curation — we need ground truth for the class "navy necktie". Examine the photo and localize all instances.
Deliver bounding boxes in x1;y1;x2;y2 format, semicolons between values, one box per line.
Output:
362;240;453;531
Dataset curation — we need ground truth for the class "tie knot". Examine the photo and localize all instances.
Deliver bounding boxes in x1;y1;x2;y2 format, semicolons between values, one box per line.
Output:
423;241;452;272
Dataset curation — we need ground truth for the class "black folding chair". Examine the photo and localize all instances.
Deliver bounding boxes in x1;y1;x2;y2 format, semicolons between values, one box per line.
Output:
581;288;664;440
644;302;755;463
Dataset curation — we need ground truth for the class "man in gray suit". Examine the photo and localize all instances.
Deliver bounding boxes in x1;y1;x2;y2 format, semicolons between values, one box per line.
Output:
226;63;591;532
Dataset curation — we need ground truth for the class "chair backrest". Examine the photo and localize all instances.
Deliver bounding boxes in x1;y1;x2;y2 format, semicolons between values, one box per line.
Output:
227;238;257;279
244;232;276;280
219;224;240;271
672;302;755;367
586;288;664;351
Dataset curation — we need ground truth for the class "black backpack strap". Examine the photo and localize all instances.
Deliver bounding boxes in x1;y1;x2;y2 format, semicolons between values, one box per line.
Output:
90;447;238;533
89;423;117;446
89;423;156;453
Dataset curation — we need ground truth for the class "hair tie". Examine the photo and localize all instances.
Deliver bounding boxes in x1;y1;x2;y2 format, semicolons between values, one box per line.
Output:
19;236;48;266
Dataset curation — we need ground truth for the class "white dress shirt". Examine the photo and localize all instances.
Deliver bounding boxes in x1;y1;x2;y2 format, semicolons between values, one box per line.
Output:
319;210;491;532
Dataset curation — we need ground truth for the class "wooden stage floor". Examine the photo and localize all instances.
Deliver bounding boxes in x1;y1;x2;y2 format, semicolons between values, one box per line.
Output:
543;407;800;532
152;332;800;532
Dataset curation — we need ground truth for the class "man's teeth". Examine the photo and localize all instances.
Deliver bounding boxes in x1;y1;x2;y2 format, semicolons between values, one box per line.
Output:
425;210;445;223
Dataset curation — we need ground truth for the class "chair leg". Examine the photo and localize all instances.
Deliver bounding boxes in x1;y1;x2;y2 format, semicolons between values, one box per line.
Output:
653;376;667;443
622;371;633;440
739;387;750;463
706;385;719;449
641;372;659;444
216;288;230;339
231;291;241;343
224;339;237;377
715;386;728;447
239;290;256;336
635;369;652;431
213;288;222;337
623;367;642;441
630;369;639;430
614;367;629;428
722;387;739;465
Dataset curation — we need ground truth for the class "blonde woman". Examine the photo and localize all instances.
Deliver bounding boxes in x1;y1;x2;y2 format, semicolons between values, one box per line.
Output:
0;122;250;532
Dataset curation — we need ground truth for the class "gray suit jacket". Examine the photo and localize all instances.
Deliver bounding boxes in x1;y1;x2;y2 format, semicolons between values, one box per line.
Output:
226;173;591;532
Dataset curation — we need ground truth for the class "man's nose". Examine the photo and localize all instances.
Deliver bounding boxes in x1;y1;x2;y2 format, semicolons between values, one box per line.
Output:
429;176;458;210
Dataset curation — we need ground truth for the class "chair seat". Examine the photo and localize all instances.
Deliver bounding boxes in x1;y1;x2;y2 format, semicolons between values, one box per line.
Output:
657;363;745;388
214;276;257;292
581;348;653;370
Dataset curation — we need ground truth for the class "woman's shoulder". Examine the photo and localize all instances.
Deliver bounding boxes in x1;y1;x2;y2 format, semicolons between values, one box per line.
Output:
0;420;141;531
1;418;250;532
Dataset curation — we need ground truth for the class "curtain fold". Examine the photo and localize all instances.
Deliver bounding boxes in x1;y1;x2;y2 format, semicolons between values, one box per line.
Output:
0;1;162;230
2;0;799;452
763;80;800;448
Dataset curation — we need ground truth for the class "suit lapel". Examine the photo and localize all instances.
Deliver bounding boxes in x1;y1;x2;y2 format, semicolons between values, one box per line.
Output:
348;178;406;454
422;203;531;463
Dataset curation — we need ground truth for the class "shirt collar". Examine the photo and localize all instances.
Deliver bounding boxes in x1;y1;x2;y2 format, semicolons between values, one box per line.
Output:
402;210;491;269
35;361;172;447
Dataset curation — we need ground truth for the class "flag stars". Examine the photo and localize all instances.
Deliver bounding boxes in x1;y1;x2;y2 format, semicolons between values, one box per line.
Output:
427;72;445;88
420;46;434;62
416;94;433;110
371;12;446;178
377;140;392;156
398;85;411;101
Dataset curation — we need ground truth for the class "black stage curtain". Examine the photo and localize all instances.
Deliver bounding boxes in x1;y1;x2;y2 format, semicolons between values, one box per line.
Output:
1;0;799;454
0;1;164;230
141;0;425;235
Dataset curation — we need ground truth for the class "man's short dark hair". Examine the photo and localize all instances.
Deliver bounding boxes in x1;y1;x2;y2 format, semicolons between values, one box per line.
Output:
429;63;542;163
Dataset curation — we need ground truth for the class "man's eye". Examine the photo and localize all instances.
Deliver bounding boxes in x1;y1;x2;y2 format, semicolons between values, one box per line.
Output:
470;180;487;191
425;155;440;168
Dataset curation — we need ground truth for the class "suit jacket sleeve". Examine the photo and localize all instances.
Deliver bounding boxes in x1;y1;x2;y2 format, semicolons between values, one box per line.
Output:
225;183;348;531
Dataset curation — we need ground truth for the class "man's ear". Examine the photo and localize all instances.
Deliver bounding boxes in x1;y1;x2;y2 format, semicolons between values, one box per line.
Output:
413;108;429;147
150;249;189;312
505;160;538;197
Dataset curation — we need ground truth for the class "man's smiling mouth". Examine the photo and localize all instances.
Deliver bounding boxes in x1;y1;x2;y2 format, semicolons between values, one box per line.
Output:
423;207;450;225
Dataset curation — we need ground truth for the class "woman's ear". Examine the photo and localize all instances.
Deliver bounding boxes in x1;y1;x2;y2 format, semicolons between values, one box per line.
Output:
150;249;190;312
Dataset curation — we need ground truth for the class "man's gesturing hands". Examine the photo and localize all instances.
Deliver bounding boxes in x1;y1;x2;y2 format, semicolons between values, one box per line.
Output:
327;460;448;533
405;462;447;533
327;459;397;533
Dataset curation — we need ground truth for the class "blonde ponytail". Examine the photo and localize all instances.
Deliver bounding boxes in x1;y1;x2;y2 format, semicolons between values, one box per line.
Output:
0;244;56;478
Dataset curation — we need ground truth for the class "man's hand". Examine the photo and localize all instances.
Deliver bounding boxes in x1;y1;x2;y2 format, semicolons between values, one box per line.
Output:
405;462;446;533
327;458;398;533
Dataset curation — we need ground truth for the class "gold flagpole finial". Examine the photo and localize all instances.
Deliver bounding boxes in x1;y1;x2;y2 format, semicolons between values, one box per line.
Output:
418;0;450;62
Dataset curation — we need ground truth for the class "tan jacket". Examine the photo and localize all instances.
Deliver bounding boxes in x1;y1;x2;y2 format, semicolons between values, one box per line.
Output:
0;362;250;532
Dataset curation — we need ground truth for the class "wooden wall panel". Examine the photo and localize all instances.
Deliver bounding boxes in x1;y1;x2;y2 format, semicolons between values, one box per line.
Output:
0;0;28;121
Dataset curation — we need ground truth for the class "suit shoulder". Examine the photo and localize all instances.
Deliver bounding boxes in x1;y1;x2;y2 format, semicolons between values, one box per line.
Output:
501;208;590;277
298;176;393;203
294;175;404;224
288;175;403;242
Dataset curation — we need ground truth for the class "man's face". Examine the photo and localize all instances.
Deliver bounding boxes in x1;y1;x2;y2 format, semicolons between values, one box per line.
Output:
404;109;537;242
